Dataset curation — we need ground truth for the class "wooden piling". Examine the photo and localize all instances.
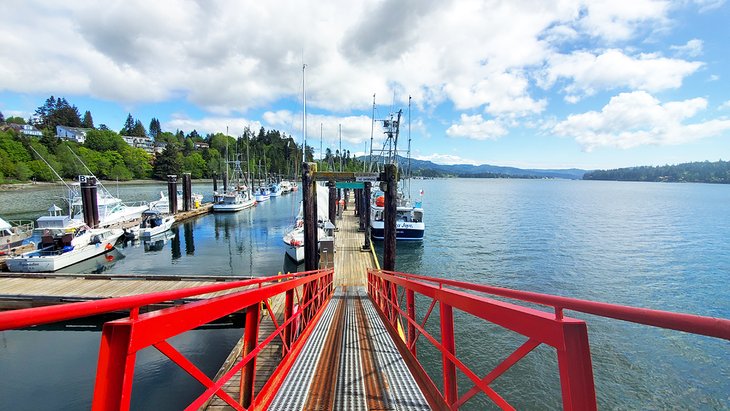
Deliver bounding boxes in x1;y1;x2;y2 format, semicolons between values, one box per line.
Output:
383;164;397;271
327;181;337;226
80;175;99;228
302;162;319;271
167;175;178;215
182;173;192;212
364;182;372;249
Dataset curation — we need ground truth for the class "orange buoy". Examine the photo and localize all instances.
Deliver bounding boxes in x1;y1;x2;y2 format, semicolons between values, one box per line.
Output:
375;196;385;207
105;243;113;251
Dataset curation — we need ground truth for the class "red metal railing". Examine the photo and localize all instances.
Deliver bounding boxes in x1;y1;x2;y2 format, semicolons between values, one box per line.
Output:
367;269;730;411
0;268;334;411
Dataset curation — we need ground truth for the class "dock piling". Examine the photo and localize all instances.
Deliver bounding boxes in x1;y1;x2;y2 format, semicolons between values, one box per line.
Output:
167;175;178;215
80;175;99;228
383;164;397;271
303;162;319;271
182;173;192;212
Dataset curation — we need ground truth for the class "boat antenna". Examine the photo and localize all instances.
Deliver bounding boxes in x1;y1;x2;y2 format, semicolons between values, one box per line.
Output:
339;123;342;172
246;136;251;199
29;145;72;191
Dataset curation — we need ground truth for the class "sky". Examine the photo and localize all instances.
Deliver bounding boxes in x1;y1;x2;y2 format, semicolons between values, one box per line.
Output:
1;0;730;170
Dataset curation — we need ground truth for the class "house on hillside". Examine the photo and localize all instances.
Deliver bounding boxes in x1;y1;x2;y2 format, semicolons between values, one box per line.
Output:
193;142;209;150
121;135;155;154
9;124;42;137
56;125;91;144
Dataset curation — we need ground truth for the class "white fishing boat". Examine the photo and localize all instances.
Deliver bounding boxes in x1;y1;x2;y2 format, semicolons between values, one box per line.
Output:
127;209;176;240
269;183;282;197
255;186;271;202
6;225;123;272
367;97;425;241
149;190;204;213
213;152;256;212
279;181;291;194
369;191;425;241
283;184;331;263
0;217;34;253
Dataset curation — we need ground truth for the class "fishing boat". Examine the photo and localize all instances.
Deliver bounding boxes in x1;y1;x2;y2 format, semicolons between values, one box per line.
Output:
283;184;331;263
367;97;425;241
0;217;34;253
6;224;123;272
149;190;204;213
255;186;271;202
279;181;291;194
269;182;282;197
125;210;175;240
213;144;257;212
369;190;425;241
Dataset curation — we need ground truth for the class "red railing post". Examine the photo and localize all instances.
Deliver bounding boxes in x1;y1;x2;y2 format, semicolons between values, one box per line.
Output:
284;288;294;353
390;281;399;326
92;321;136;411
240;303;260;407
406;288;416;356
557;321;597;411
440;302;457;406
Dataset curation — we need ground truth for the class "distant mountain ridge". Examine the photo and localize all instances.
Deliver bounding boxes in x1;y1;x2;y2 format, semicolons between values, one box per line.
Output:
360;155;587;179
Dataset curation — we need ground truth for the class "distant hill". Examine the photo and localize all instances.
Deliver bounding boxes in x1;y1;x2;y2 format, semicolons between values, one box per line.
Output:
583;160;730;183
360;155;587;180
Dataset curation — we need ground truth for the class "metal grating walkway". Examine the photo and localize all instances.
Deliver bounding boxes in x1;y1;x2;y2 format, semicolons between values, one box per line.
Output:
270;286;429;410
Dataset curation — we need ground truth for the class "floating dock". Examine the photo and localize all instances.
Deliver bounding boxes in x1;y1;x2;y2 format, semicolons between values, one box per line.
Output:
202;196;428;411
0;272;252;310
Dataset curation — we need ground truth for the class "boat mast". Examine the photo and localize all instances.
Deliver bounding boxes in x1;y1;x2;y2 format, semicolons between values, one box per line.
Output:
368;94;375;171
320;123;323;168
339;123;342;172
407;95;412;198
302;63;307;164
246;138;252;199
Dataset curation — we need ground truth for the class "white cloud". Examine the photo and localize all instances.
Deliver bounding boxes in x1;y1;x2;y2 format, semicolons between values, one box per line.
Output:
719;100;730;111
670;39;703;57
553;91;730;150
446;114;508;141
576;0;670;42
692;0;726;12
262;110;372;148
413;153;478;165
541;49;702;102
162;115;262;137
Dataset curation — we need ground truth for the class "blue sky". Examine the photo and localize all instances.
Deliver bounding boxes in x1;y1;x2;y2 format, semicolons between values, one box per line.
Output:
1;0;729;170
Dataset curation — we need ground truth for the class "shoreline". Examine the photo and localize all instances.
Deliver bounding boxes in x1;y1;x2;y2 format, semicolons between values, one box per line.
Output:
0;179;215;192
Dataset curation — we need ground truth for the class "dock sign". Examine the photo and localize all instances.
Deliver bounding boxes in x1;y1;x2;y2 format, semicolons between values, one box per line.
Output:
354;173;379;182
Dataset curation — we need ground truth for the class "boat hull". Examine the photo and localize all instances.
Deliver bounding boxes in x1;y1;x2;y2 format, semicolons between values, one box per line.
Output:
285;244;304;263
6;231;123;272
370;219;425;241
212;198;256;212
254;194;270;202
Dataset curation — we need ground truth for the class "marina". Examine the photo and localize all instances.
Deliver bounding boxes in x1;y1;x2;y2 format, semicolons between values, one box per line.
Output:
1;176;724;409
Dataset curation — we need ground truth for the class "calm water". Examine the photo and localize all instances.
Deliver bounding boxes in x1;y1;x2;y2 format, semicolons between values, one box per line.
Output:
1;179;729;409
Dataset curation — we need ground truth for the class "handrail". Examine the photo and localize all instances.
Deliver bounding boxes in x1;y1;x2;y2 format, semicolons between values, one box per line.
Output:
0;269;321;330
376;269;730;341
367;268;730;410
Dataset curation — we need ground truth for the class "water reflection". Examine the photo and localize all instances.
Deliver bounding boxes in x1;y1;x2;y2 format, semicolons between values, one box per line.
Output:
170;225;181;260
143;232;176;252
183;222;195;255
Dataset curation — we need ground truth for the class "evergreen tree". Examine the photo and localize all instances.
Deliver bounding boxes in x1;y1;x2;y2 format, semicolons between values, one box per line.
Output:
121;113;135;135
131;120;146;137
81;111;94;129
0;111;4;123
149;118;162;139
153;143;183;179
99;124;109;131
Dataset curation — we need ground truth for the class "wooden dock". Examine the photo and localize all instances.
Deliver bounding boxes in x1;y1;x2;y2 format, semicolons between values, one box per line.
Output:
0;272;252;310
204;195;378;410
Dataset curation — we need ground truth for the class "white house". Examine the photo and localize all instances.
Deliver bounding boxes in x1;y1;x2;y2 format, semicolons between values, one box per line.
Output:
9;124;42;137
56;125;91;144
121;135;155;154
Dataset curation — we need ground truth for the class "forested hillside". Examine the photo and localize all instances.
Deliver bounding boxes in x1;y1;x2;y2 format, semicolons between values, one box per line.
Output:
583;160;730;183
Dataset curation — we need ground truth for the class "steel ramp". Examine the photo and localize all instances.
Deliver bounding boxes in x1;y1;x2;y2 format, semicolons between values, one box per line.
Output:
270;286;429;410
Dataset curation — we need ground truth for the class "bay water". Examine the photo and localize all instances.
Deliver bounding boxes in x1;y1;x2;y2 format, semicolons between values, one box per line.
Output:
0;179;728;409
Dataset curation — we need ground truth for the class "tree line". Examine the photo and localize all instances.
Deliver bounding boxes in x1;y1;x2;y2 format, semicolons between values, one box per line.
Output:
0;96;366;184
583;160;730;183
